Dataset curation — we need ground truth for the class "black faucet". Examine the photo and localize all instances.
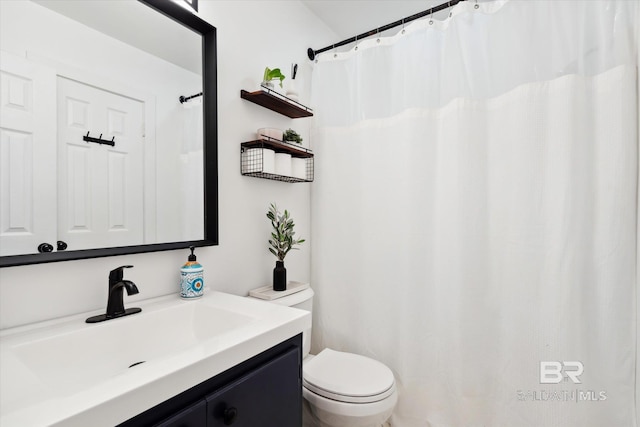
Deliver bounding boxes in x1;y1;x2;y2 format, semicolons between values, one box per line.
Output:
86;265;142;323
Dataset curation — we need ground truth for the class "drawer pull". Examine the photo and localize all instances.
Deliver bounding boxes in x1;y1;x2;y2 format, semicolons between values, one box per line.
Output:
223;406;238;425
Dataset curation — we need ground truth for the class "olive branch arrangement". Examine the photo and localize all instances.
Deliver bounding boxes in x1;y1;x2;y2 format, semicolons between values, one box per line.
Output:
267;203;305;261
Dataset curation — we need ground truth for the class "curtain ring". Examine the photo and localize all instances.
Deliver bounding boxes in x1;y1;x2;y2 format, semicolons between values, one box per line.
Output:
401;18;406;34
449;1;453;17
354;35;358;51
474;0;479;9
376;28;380;43
429;8;434;25
332;44;337;58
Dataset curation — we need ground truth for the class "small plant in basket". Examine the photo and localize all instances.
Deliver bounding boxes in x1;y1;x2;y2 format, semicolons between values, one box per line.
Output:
283;128;303;144
263;67;286;88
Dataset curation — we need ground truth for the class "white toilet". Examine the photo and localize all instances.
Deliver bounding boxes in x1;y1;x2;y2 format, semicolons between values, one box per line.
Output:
248;287;397;427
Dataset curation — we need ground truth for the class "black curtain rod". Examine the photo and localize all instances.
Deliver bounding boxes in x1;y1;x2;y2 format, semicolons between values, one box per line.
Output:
179;92;203;104
307;0;467;60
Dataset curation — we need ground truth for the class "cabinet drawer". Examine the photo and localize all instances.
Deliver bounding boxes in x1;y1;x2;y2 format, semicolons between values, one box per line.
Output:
154;399;206;427
206;347;301;427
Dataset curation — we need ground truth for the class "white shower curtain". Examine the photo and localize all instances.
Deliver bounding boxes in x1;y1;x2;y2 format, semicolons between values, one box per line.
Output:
181;97;204;241
310;1;639;426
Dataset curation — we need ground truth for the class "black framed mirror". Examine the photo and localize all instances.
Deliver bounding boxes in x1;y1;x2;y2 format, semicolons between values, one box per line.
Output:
183;0;198;12
0;0;218;267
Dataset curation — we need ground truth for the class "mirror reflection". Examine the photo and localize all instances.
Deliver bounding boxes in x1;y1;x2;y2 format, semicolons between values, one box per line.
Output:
0;0;205;258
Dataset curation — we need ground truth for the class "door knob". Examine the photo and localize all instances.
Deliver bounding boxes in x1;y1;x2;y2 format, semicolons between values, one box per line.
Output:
37;243;53;253
57;241;68;251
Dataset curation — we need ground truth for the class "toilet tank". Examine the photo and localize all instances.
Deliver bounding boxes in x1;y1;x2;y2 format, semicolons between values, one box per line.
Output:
248;288;314;357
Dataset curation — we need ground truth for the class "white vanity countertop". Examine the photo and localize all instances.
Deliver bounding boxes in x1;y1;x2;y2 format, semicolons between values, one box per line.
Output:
0;291;310;427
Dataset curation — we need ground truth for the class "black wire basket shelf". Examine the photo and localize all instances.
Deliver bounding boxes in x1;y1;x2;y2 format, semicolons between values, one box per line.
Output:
241;138;314;183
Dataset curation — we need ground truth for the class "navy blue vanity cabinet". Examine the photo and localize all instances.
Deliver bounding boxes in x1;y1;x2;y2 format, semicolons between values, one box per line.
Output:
206;346;301;426
119;334;302;427
154;400;207;427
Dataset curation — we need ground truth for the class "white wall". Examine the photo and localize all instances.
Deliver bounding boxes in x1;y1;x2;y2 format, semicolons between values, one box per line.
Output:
0;0;337;329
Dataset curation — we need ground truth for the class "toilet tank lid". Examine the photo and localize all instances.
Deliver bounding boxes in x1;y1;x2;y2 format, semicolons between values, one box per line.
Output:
267;287;314;307
303;348;395;398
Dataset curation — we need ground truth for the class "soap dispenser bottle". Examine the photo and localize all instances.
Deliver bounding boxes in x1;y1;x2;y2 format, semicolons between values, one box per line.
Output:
180;246;204;298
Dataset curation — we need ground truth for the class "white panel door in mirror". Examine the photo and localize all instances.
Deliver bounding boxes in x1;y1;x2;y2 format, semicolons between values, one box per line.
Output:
0;52;56;256
57;77;145;251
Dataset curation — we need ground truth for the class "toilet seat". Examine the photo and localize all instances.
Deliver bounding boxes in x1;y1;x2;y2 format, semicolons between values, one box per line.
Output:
303;349;396;404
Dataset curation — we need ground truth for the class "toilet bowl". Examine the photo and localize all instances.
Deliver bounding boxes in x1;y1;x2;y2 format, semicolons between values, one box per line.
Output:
303;348;397;427
247;287;397;427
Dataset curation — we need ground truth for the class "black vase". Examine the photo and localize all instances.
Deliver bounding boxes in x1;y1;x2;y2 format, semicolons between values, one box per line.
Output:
273;260;287;291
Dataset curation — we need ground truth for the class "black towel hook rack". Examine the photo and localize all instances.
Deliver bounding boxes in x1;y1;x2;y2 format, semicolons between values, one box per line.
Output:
83;131;115;146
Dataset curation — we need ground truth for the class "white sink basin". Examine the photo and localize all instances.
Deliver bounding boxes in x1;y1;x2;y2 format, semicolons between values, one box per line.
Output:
0;291;310;427
13;302;255;393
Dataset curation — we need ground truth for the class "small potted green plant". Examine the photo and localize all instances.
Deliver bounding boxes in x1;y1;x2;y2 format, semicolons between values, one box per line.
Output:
262;67;286;89
283;128;303;144
267;203;305;291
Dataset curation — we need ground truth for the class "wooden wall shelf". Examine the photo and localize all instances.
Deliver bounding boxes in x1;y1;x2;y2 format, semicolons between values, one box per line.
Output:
242;139;313;158
240;89;313;118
